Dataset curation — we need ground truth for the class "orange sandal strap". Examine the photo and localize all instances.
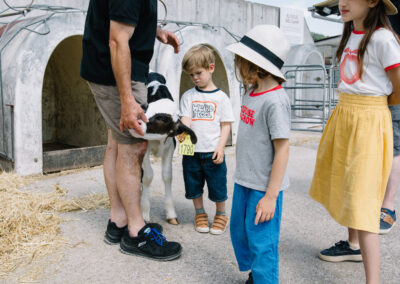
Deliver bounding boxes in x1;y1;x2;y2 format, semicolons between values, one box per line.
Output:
195;214;209;226
212;215;228;229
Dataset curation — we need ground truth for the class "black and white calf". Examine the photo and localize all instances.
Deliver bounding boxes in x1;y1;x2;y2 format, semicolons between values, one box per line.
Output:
129;72;197;225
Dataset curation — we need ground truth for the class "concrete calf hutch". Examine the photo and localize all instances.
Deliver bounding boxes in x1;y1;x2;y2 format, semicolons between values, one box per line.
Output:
0;0;315;175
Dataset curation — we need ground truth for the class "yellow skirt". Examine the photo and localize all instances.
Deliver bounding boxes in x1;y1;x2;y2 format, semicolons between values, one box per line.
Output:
309;93;393;233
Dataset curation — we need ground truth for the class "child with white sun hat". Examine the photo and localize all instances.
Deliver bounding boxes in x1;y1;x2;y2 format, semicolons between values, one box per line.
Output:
227;25;291;284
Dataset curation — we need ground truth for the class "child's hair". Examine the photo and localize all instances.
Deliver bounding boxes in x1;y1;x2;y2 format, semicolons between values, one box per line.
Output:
182;44;215;73
336;1;400;78
234;54;285;93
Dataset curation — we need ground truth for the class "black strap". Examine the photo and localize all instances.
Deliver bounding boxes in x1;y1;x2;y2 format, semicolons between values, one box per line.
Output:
240;36;284;69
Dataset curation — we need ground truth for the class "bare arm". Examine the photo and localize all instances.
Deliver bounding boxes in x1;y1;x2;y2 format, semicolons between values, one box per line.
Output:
156;26;180;53
255;139;289;225
388;67;400;105
212;122;231;164
180;116;191;127
109;20;147;135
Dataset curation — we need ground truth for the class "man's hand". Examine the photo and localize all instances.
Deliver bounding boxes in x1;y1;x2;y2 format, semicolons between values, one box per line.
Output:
212;147;224;164
156;26;180;53
120;98;148;136
254;194;277;225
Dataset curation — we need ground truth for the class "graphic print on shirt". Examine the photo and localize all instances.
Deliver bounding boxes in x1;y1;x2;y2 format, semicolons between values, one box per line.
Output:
192;101;217;121
340;48;360;85
240;105;255;126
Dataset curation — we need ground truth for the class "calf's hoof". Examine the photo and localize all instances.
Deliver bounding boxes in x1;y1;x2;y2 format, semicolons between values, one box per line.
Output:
167;218;179;225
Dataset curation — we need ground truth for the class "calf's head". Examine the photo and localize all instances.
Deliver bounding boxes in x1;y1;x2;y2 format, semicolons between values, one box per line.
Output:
129;72;197;144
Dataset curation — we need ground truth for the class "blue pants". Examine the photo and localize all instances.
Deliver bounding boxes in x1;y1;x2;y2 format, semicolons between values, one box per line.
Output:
230;183;283;284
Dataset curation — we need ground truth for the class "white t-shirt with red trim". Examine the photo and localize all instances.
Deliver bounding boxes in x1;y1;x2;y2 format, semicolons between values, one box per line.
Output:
179;87;235;152
338;28;400;97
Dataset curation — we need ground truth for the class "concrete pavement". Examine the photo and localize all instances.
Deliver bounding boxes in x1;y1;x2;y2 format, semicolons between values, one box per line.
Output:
3;131;400;284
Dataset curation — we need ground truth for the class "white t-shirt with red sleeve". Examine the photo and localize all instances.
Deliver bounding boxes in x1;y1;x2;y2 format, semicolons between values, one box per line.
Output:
338;28;400;97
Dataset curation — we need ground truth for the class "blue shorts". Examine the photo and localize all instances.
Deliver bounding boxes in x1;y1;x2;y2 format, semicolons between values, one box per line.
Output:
390;105;400;156
182;152;228;202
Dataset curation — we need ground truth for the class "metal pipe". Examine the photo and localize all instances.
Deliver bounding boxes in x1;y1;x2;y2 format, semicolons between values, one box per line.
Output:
310;11;343;23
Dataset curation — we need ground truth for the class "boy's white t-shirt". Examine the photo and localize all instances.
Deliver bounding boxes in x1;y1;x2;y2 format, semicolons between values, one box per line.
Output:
179;87;235;152
338;28;400;97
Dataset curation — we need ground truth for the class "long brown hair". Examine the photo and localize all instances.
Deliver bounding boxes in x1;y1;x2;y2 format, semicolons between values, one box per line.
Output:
336;1;400;79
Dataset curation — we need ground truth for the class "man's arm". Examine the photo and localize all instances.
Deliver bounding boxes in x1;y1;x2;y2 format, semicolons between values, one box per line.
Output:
109;20;148;135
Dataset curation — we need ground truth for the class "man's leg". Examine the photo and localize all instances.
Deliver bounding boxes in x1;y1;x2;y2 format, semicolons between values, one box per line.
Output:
116;141;147;237
104;130;127;227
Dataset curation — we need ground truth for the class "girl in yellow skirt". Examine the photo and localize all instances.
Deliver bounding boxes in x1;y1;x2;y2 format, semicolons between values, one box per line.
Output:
309;0;400;283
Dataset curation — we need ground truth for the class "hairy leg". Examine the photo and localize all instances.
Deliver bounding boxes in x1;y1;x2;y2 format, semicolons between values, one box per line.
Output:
141;150;153;223
116;141;148;237
103;130;126;227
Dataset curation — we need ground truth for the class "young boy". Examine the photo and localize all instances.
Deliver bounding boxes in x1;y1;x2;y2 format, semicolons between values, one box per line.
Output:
179;44;234;235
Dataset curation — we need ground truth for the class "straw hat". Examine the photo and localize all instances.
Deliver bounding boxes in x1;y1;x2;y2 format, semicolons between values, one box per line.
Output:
315;0;397;15
226;25;290;81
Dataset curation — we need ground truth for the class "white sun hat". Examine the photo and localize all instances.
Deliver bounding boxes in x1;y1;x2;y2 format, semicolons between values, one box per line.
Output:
226;25;290;81
315;0;397;15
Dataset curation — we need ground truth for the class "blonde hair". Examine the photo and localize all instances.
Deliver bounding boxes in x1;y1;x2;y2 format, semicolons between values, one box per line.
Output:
234;55;284;93
182;44;215;73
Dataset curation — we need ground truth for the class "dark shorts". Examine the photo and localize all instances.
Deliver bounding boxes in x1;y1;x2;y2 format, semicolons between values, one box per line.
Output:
182;152;228;202
88;81;147;144
390;105;400;156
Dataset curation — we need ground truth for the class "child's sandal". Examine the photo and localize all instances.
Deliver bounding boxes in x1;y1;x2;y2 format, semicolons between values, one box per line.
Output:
210;214;228;235
195;213;209;233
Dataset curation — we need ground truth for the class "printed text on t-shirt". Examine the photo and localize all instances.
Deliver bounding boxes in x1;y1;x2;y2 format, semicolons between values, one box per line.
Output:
240;105;255;126
192;101;217;121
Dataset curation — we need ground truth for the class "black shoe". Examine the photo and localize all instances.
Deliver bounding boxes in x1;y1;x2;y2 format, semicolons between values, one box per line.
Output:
104;220;127;245
104;220;162;245
120;224;182;261
318;240;362;262
245;272;253;284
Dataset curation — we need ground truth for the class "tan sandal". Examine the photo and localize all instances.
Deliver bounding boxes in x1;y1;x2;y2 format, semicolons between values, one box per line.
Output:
195;213;209;233
210;215;228;235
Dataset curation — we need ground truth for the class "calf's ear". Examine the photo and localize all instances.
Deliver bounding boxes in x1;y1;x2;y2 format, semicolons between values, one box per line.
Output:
173;119;198;144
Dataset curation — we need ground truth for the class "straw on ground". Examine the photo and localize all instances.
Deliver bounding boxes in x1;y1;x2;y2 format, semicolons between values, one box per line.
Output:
0;172;109;281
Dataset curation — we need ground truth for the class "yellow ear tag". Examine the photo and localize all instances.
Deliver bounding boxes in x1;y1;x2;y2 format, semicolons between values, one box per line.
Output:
178;134;195;156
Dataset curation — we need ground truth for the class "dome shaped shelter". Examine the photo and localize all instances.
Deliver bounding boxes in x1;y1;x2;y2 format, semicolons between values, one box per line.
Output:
0;11;106;175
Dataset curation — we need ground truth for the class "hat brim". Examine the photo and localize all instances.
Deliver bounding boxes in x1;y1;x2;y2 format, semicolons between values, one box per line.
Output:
315;0;397;15
226;42;286;82
383;0;398;15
